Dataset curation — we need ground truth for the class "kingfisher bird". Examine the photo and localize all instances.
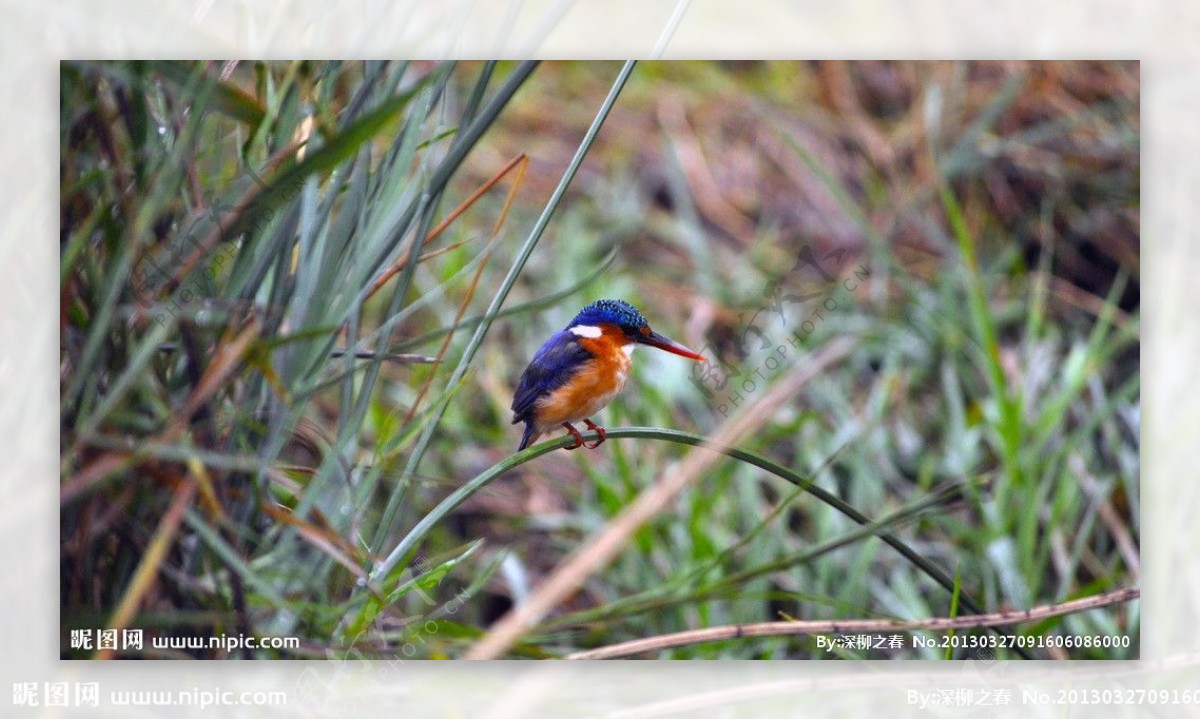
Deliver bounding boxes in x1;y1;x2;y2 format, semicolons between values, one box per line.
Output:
511;299;706;451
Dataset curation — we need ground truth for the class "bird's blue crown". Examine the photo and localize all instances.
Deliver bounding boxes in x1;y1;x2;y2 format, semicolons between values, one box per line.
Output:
570;299;648;332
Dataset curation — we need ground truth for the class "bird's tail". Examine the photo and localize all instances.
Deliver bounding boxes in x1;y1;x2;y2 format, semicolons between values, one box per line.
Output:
518;422;541;451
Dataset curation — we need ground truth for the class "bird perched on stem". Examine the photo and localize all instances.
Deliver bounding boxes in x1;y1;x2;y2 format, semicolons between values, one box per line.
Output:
511;299;706;451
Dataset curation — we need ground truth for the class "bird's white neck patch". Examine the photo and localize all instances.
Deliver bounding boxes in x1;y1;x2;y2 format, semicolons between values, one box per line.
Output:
621;343;636;357
568;324;602;339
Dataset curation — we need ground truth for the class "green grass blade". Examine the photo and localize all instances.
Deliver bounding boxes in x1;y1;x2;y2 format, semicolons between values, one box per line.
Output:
369;60;634;551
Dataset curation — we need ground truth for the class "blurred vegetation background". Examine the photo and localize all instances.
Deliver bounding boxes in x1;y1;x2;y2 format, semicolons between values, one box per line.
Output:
60;60;1138;659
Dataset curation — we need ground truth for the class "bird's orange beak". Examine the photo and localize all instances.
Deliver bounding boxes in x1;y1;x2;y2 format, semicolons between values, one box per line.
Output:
638;329;706;362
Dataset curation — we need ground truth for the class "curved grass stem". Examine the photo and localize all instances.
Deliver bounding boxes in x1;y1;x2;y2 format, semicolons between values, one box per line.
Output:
369;426;998;643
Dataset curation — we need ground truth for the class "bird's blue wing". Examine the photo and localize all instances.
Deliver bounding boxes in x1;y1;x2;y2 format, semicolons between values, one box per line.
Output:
511;331;593;423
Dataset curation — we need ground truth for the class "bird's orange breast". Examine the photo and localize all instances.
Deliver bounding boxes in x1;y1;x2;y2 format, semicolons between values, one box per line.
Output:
534;334;632;428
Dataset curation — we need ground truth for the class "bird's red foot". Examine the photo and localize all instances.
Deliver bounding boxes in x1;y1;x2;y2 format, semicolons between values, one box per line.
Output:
582;418;606;449
561;422;585;450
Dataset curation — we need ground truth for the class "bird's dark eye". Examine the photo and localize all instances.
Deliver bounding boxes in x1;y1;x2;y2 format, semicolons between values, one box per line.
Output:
639;325;651;336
